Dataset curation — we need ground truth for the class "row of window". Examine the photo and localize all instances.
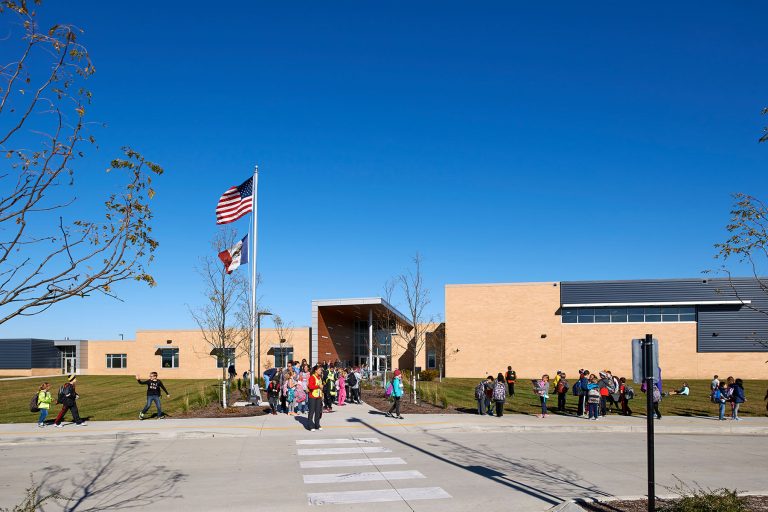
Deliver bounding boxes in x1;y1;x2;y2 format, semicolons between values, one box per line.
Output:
562;306;697;324
105;348;231;370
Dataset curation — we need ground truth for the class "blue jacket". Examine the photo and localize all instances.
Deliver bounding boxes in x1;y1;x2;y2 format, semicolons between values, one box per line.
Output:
392;376;404;397
731;385;745;404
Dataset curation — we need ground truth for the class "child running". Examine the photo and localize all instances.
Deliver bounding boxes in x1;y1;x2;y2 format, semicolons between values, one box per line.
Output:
136;372;170;419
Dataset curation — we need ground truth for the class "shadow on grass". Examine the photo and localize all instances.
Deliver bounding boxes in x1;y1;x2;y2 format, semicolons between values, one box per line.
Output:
37;439;186;511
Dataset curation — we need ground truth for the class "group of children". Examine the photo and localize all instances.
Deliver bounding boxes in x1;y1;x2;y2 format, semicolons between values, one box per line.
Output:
710;375;748;421
33;372;169;427
264;360;364;416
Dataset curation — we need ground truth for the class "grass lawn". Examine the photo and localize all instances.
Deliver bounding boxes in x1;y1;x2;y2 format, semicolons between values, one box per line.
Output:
416;378;768;418
0;376;224;423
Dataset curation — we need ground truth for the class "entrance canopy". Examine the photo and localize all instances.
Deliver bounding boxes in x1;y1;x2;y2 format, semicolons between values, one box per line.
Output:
311;298;412;371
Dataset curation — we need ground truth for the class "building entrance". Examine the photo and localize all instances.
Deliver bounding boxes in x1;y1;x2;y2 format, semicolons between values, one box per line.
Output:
60;346;76;375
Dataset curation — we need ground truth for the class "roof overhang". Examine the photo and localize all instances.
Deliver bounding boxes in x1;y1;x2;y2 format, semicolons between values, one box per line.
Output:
562;300;750;308
54;340;83;347
312;297;413;330
154;345;179;350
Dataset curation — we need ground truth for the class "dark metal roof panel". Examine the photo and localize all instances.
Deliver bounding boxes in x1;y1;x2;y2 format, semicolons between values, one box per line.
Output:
0;339;33;369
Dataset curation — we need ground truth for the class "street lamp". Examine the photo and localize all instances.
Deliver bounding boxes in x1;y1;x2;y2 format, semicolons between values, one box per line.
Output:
251;311;272;402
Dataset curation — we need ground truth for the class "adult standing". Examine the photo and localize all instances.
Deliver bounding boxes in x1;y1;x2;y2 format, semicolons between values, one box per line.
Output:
349;367;361;404
731;378;745;421
307;365;324;431
54;375;86;427
505;366;517;398
576;369;589;417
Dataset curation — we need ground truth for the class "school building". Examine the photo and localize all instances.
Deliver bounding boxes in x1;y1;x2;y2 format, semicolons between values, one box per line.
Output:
1;277;767;380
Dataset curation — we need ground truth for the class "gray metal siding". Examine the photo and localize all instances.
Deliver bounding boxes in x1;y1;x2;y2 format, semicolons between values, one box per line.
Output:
31;339;60;369
0;339;32;369
561;278;768;353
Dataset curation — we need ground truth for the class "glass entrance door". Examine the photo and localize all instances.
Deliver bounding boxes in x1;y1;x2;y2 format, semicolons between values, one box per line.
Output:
60;346;76;375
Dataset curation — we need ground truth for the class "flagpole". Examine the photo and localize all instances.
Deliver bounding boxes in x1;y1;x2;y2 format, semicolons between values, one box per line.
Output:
249;165;259;403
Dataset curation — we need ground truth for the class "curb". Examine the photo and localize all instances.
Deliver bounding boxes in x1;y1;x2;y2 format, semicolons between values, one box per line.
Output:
549;490;768;511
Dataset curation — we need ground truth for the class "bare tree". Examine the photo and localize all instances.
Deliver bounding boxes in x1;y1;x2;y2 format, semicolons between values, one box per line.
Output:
0;2;163;325
271;314;294;368
394;253;437;403
189;230;250;381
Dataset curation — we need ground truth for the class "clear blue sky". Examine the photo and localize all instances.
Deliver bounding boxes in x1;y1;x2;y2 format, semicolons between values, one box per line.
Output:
4;1;767;339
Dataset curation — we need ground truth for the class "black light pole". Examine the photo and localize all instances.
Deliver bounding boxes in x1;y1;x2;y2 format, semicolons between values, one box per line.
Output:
644;333;656;512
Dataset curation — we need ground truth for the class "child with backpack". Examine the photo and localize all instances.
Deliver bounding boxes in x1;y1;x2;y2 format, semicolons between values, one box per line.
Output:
555;373;569;412
53;375;85;427
587;374;601;420
267;377;281;415
284;371;297;416
533;374;550;418
474;378;487;415
386;369;405;419
35;382;53;427
714;381;727;420
493;373;507;417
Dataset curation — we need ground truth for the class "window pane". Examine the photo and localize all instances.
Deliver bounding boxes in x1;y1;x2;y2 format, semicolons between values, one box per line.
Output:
661;307;679;315
562;315;577;323
594;313;610;323
562;309;577;323
628;314;645;322
644;307;661;315
679;306;695;315
577;315;594;323
173;349;179;368
610;308;627;322
662;314;679;322
679;313;696;321
578;308;594;316
645;314;661;322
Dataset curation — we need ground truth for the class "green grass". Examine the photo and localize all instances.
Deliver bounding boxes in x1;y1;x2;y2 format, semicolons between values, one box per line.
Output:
415;378;768;417
0;376;222;423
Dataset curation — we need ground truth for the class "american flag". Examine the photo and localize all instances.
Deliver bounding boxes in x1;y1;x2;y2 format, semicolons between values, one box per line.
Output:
216;177;253;224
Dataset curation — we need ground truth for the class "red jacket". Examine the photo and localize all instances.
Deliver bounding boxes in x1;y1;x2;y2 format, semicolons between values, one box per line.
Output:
308;375;322;398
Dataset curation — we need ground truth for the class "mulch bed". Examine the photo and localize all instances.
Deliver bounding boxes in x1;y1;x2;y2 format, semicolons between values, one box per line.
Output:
361;388;461;414
174;389;270;419
579;495;768;511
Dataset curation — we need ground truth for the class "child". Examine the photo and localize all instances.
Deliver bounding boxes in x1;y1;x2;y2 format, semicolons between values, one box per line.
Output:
386;369;405;419
53;375;85;427
587;374;601;420
36;382;53;427
137;372;170;419
284;371;297;416
267;376;281;415
337;371;347;406
533;374;550;418
716;381;727;420
295;379;308;414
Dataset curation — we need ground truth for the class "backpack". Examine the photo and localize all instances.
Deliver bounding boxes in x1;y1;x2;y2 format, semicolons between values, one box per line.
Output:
712;389;722;403
624;387;635;400
572;380;582;396
492;382;506;401
347;372;357;387
474;381;485;400
556;381;568;394
57;384;68;405
385;383;394;397
286;386;295;402
29;393;40;413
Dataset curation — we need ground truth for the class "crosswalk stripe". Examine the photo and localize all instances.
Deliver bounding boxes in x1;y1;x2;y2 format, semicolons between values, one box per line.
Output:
300;457;407;469
304;470;424;484
296;437;380;445
298;446;391;456
307;486;452;505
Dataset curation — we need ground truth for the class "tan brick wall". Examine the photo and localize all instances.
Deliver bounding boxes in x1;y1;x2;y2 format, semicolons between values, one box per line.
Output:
86;328;311;379
445;282;768;380
0;369;31;377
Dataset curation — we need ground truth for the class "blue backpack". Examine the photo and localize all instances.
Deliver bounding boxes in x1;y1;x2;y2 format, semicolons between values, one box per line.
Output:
572;380;582;396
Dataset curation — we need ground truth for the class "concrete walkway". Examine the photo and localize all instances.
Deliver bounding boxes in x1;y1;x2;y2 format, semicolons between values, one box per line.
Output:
2;402;767;445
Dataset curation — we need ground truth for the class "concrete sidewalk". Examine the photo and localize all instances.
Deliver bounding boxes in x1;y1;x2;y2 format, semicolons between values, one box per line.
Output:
3;403;767;445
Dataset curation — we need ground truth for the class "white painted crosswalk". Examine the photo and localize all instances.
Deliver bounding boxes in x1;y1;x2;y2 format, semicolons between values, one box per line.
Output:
296;437;451;506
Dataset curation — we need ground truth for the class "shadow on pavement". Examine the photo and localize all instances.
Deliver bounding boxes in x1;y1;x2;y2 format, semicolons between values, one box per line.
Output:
348;416;612;507
37;439;186;511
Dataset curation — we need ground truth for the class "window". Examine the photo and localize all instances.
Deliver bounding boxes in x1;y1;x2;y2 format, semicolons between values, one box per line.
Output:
427;349;436;369
563;306;697;324
106;354;127;369
216;348;235;368
160;348;179;368
274;348;293;369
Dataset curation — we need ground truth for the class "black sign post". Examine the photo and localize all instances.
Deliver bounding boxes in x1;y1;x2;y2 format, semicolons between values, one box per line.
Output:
643;333;656;512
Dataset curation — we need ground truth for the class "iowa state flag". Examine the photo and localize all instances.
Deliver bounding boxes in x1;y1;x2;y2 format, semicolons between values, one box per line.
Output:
218;234;249;274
